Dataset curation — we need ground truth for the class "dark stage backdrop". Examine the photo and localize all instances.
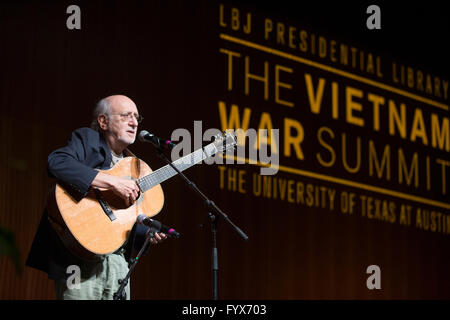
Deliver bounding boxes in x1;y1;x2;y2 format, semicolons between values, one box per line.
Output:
0;1;448;299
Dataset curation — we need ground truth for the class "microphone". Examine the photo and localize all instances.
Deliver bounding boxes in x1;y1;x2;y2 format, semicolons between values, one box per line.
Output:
138;130;176;150
136;214;180;238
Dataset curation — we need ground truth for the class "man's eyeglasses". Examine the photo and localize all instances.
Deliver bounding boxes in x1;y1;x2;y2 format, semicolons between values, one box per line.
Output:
106;112;144;124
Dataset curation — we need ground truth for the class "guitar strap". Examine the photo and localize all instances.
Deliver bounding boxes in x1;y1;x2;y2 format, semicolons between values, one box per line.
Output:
124;148;137;158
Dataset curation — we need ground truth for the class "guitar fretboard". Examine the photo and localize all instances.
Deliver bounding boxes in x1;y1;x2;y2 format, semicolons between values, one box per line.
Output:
137;143;217;192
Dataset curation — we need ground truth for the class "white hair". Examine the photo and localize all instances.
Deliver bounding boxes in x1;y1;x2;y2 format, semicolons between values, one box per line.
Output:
90;98;111;131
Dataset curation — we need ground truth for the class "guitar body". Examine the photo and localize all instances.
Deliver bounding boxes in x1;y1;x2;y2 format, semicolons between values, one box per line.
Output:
47;157;164;262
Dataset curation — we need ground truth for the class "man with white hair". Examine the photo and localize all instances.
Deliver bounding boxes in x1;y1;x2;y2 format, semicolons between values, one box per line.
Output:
26;95;166;299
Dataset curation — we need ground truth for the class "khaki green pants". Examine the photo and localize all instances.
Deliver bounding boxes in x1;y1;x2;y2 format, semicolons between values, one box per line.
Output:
54;250;130;300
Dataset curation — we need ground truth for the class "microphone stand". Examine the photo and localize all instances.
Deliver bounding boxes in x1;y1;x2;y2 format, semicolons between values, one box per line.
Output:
113;229;154;300
209;212;219;301
154;146;248;300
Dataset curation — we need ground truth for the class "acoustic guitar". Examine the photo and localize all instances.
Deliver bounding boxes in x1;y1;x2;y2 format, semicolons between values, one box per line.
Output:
47;131;237;261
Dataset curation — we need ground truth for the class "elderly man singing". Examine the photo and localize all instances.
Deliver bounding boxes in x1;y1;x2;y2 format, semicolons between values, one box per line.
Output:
27;95;166;300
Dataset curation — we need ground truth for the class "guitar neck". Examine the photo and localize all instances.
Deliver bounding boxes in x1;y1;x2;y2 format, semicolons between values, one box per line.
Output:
137;143;218;192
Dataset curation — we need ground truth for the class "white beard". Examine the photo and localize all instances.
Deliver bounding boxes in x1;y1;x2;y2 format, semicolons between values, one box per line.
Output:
119;136;135;145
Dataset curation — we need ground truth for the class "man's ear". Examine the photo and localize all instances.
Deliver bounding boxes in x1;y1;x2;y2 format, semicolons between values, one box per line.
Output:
98;114;108;130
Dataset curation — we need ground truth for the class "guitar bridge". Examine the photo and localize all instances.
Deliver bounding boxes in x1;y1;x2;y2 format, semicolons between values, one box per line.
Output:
94;188;116;221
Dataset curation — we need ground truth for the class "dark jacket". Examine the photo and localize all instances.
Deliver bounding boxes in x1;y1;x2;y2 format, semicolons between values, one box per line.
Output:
26;127;149;280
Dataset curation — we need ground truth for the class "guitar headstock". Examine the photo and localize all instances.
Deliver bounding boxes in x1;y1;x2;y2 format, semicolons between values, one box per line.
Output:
213;130;237;154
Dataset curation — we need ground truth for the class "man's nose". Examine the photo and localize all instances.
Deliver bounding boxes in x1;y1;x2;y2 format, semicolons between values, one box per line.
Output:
129;116;138;127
